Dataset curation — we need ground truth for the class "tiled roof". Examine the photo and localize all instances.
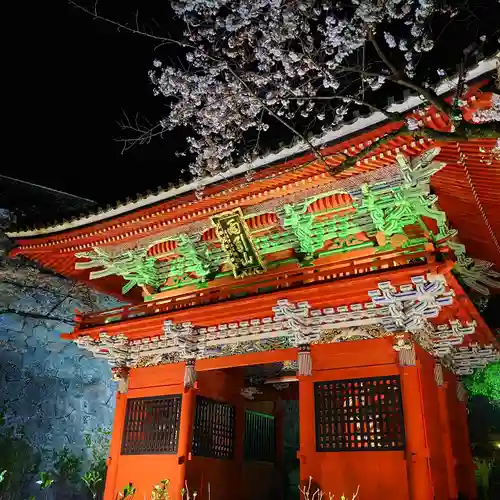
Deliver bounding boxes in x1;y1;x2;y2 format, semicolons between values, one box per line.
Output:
432;138;500;266
7;59;499;300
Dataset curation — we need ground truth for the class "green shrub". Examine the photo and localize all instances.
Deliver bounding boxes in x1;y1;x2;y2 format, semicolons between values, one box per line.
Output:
54;446;83;482
0;425;41;499
81;426;111;499
117;482;136;499
464;361;500;404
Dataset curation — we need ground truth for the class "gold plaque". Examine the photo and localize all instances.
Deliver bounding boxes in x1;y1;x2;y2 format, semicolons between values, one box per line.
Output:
211;208;266;278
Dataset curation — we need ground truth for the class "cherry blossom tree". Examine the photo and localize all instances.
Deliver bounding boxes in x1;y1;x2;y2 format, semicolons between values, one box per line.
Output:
71;0;500;180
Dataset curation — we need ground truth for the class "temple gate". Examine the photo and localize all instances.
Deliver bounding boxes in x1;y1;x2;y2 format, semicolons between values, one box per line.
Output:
7;74;499;499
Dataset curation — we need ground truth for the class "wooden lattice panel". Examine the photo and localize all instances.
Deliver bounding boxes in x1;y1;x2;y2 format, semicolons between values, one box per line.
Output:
192;396;235;459
314;376;405;452
244;411;275;463
121;395;182;455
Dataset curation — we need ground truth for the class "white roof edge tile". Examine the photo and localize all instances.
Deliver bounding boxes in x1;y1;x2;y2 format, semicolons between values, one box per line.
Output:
8;54;498;239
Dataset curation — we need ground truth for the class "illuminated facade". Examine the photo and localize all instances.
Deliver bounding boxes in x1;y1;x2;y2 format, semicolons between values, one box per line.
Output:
9;75;500;500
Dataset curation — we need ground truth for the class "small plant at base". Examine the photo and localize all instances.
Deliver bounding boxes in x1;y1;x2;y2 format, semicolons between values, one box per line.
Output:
151;479;170;500
0;411;41;499
180;481;197;500
82;469;103;499
36;471;54;489
117;482;136;499
299;477;360;500
152;478;170;500
82;426;111;499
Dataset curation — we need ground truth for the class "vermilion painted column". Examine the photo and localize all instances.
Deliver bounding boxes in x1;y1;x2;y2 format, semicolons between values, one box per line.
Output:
232;369;245;496
274;399;285;500
103;392;128;500
298;376;316;486
399;362;433;500
177;388;196;499
449;381;477;500
437;383;458;498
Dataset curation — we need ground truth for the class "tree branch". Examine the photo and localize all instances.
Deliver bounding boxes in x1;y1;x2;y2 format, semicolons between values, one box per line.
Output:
368;31;452;116
116;112;166;153
368;30;400;75
68;1;194;50
225;67;327;163
70;1;329;165
392;77;453;117
286;95;402;120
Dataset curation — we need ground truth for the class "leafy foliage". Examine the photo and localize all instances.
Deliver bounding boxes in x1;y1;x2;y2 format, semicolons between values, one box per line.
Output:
54;446;83;482
0;415;41;499
36;471;55;490
152;479;171;500
82;469;103;500
81;426;111;499
463;361;500;403
117;482;136;499
0;403;111;499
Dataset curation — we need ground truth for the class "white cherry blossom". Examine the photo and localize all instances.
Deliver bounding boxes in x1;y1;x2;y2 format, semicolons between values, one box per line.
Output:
141;0;496;178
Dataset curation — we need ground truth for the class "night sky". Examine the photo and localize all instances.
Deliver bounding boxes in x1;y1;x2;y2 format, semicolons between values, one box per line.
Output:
3;1;189;208
1;0;498;219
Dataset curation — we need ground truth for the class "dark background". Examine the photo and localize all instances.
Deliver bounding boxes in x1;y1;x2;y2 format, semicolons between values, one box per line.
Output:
2;1;188;211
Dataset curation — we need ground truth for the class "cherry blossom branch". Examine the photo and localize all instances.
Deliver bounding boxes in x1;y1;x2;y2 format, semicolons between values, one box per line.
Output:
70;0;497;180
393;77;453;117
451;44;477;119
336;65;388;79
68;0;196;50
286;95;402;120
368;30;452;116
70;1;327;165
368;30;400;76
298;53;398;120
252;109;265;156
116;112;166;153
224;67;327;163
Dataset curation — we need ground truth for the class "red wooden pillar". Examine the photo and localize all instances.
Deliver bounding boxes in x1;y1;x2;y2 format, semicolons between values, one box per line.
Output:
233;373;245;496
177;387;196;499
104;392;127;500
446;374;477;499
298;376;316;486
437;381;458;498
454;398;476;499
399;361;433;500
274;399;285;500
